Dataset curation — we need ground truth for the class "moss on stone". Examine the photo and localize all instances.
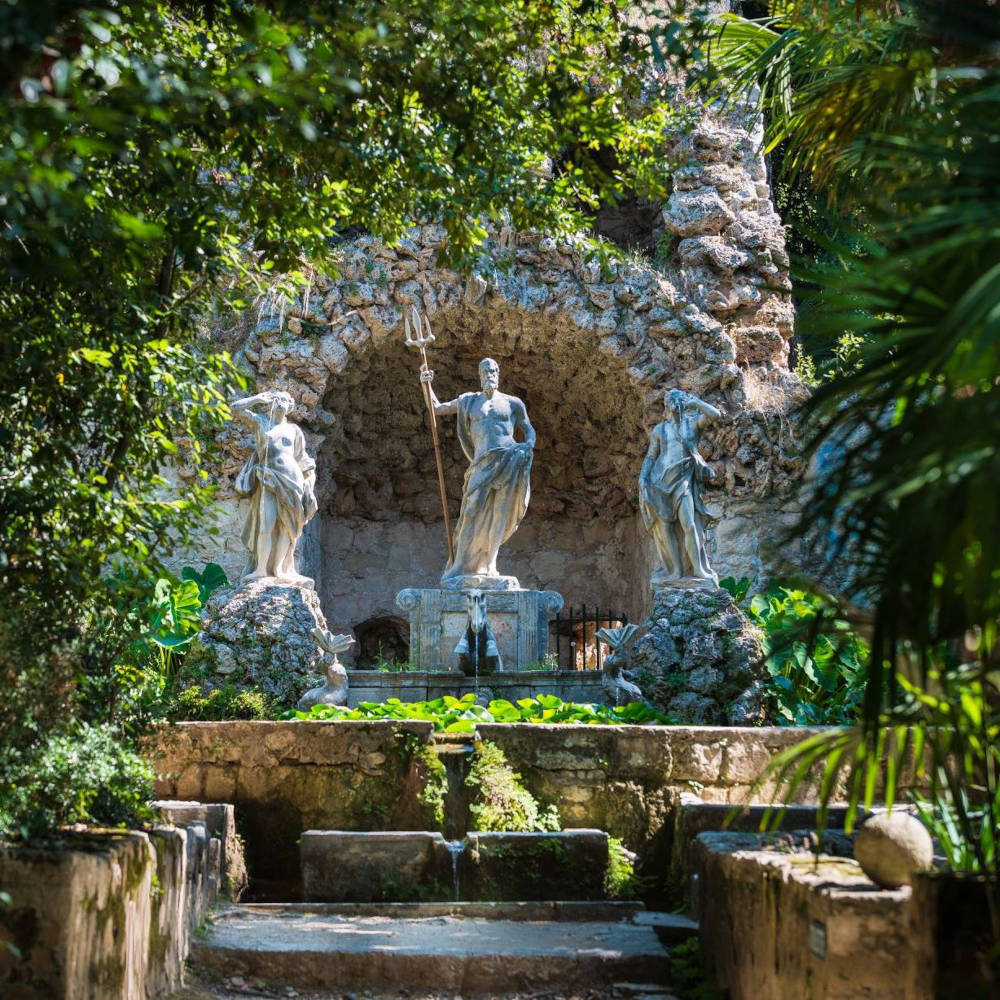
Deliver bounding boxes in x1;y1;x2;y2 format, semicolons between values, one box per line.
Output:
466;742;560;833
414;744;447;833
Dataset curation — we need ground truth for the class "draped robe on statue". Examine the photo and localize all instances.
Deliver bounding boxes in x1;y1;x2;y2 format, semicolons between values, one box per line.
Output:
442;392;532;581
639;434;711;579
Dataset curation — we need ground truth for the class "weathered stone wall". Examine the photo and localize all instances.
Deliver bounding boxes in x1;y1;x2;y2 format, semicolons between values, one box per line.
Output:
145;720;439;885
0;816;229;1000
693;831;925;1000
173;105;806;646
145;720;825;895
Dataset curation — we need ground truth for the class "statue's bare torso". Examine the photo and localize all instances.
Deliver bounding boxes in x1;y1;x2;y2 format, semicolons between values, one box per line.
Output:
454;391;531;460
646;410;702;480
422;358;535;582
258;423;306;486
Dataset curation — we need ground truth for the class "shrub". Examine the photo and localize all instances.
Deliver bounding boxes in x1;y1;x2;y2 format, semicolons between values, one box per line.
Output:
0;724;154;839
166;685;276;721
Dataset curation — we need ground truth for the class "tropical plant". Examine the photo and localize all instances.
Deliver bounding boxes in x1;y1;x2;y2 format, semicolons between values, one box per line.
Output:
733;581;868;725
288;693;673;732
78;562;229;732
695;1;1000;956
697;0;1000;714
758;667;999;886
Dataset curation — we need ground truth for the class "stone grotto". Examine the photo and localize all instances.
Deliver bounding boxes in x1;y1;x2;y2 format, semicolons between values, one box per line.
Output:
174;105;807;724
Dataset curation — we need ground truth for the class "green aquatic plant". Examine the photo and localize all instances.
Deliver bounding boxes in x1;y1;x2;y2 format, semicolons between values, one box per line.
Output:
286;693;673;732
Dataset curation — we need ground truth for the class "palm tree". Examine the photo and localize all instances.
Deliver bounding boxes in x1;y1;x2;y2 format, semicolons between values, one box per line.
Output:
681;0;1000;951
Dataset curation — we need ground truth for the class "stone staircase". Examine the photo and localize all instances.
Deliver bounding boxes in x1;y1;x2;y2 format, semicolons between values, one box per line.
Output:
182;731;704;997
191;901;698;997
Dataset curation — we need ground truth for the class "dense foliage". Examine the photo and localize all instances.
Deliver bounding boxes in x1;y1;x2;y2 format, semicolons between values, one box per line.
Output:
289;693;673;732
0;0;684;836
721;579;868;725
701;0;1000;953
0;724;154;840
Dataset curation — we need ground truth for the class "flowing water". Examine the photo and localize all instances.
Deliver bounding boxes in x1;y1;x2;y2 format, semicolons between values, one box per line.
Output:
445;839;465;901
437;741;474;841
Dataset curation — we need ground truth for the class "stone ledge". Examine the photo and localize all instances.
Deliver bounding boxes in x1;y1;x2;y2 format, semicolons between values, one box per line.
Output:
0;823;221;1000
144;721;841;895
692;831;920;1000
346;669;604;707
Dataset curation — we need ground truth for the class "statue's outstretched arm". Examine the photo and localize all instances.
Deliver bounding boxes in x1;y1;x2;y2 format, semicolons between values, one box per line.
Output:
691;396;722;423
232;394;271;430
419;368;460;415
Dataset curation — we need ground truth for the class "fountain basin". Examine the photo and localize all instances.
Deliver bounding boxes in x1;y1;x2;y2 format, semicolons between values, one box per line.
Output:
301;829;610;903
346;669;605;707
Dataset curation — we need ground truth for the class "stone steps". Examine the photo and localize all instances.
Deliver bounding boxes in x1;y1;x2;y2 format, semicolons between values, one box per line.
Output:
191;903;698;996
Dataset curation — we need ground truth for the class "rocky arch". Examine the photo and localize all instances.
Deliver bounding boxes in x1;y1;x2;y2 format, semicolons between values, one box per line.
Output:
192;112;806;658
310;293;657;638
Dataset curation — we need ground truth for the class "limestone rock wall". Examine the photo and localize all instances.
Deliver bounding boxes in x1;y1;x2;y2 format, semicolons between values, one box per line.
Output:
630;586;765;725
175;105;806;650
182;579;330;701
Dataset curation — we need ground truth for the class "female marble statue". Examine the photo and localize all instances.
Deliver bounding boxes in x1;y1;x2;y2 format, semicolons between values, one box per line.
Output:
233;390;317;583
639;388;722;587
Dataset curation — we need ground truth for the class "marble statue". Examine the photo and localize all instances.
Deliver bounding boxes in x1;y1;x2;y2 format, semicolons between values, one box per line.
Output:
639;388;722;588
233;390;318;584
422;358;535;588
454;589;503;676
296;629;353;710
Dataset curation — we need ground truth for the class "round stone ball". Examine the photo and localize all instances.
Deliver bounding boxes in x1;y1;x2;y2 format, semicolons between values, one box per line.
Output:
854;811;934;888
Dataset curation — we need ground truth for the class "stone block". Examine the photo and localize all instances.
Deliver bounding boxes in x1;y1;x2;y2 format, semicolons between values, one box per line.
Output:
0;827;216;1000
302;831;450;902
464;830;609;901
693;831;921;1000
153;800;246;901
302;829;611;903
630;586;765;725
397;587;563;671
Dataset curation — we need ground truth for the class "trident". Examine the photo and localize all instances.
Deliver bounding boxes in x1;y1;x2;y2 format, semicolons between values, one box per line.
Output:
404;307;454;564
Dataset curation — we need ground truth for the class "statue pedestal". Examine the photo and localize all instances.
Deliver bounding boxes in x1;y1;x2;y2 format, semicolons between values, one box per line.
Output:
396;588;563;672
650;571;718;593
182;579;330;707
630;584;765;725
